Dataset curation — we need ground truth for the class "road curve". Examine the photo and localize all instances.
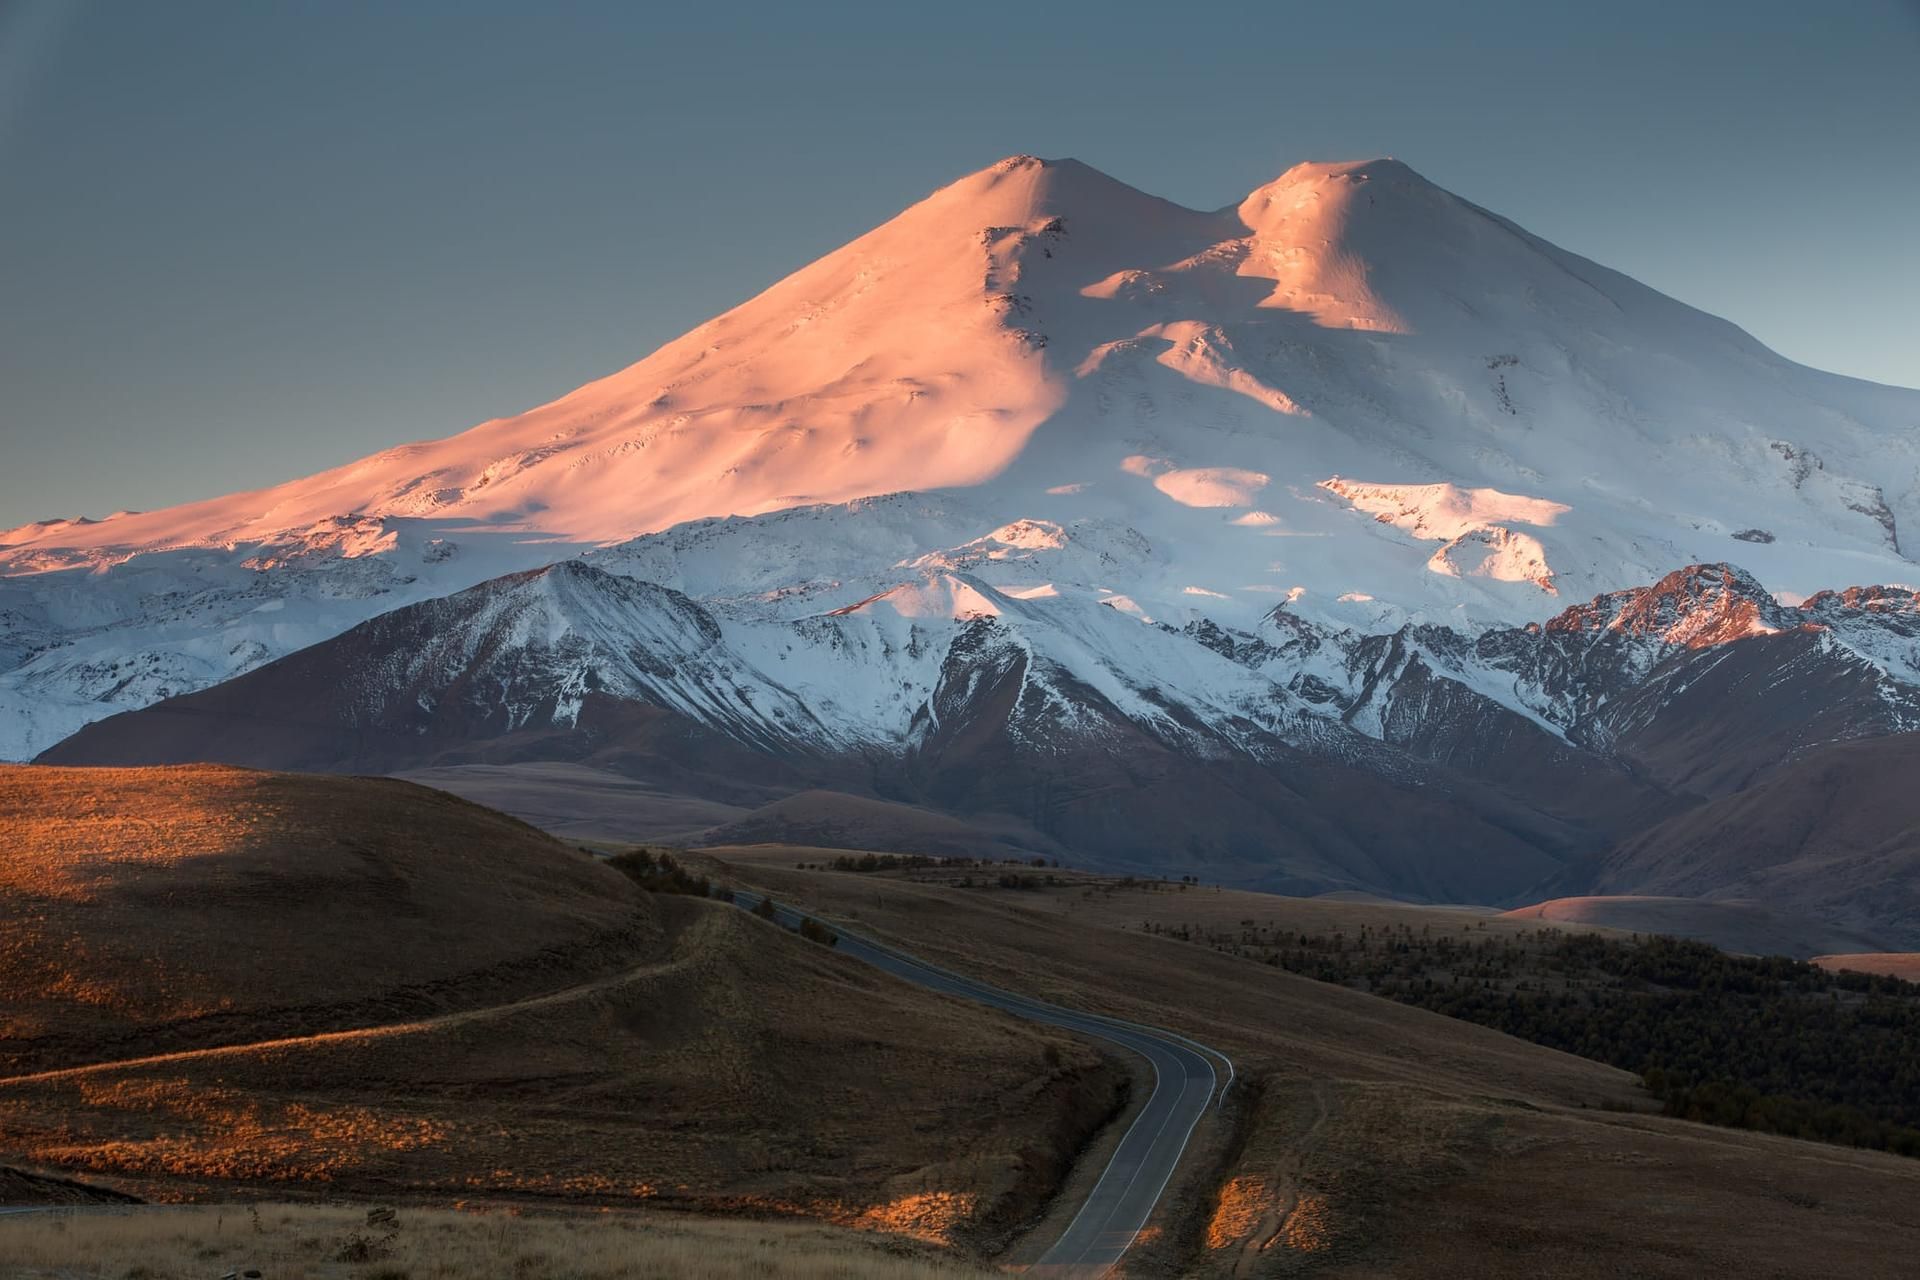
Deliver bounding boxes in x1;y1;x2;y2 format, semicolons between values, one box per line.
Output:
731;891;1232;1278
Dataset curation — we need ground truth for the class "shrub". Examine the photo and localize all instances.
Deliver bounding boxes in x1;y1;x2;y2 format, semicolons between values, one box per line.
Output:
608;848;711;897
335;1229;396;1263
827;852;952;873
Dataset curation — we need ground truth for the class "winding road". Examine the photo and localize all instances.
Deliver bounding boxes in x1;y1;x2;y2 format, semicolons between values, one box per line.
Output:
732;892;1233;1278
1;890;1232;1275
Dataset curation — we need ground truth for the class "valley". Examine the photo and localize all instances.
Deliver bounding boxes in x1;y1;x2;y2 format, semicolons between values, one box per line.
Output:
704;844;1920;1277
10;768;1920;1277
30;559;1920;951
6;135;1920;1279
9;154;1920;958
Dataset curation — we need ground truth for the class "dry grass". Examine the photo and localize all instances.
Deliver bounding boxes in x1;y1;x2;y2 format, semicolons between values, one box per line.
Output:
9;772;1915;1275
0;764;657;1067
0;900;1120;1242
1815;953;1920;980
703;845;1920;1278
1304;1088;1920;1280
0;774;1122;1253
709;844;1617;944
1503;895;1884;958
0;1202;995;1279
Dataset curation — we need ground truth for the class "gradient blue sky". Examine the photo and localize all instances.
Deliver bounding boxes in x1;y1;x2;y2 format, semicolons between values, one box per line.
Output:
3;0;1917;530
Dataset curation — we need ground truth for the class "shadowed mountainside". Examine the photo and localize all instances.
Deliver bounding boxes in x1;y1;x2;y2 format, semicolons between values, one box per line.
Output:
1582;733;1920;947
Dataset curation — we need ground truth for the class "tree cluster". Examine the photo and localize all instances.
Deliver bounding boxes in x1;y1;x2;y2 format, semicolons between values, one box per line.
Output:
1146;918;1920;1157
604;847;713;897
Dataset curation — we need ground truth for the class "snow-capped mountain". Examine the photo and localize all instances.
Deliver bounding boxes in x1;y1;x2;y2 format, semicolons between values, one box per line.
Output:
41;542;1920;927
6;153;1918;762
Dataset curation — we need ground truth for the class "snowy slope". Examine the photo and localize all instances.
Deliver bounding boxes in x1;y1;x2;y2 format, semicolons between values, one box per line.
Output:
46;543;1920;914
6;153;1920;759
593;505;1920;788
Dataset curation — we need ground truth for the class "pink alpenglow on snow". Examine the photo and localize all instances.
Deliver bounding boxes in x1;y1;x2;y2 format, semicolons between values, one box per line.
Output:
3;152;1920;759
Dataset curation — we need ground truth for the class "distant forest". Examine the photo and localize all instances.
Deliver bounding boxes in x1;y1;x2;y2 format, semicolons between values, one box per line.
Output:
1146;918;1920;1157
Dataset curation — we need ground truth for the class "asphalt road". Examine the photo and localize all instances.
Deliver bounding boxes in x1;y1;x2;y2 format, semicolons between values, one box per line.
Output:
732;891;1232;1278
1;888;1231;1274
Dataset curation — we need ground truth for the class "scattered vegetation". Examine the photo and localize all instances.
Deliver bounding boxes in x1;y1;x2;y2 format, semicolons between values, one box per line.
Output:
0;1202;996;1279
950;870;1064;890
1147;918;1920;1156
604;847;712;897
798;917;839;949
804;853;1060;874
742;893;836;948
824;852;947;873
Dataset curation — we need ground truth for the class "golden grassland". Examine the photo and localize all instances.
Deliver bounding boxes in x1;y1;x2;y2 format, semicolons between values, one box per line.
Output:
0;768;1121;1257
0;899;1119;1244
1815;952;1920;980
0;1203;995;1280
7;764;1920;1278
707;844;1920;1279
0;764;657;1062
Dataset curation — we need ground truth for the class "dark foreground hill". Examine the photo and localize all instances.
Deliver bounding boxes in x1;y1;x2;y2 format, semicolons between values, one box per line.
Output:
0;765;1117;1246
3;765;1919;1275
0;764;654;1069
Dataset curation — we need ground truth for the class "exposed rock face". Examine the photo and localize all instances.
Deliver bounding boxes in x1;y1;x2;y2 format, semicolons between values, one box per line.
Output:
1541;564;1788;648
13;151;1920;937
39;553;1920;939
7;154;1920;764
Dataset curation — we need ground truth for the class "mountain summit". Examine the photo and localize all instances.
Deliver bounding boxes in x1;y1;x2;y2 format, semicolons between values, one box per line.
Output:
3;153;1918;759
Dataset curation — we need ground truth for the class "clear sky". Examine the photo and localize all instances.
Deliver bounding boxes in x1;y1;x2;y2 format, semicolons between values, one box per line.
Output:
2;0;1917;530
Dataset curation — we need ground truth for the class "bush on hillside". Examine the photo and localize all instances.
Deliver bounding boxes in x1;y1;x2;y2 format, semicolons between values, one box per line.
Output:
607;848;712;897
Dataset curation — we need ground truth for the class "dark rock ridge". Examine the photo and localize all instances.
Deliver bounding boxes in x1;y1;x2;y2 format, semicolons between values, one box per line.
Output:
40;559;1920;944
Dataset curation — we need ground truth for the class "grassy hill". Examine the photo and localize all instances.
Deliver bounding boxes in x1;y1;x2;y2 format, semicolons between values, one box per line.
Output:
1817;953;1920;980
0;764;659;1070
7;767;1919;1278
709;845;1920;1279
0;766;1118;1255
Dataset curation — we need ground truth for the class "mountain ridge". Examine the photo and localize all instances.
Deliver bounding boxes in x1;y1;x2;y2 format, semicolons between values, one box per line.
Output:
9;146;1920;943
40;547;1920;941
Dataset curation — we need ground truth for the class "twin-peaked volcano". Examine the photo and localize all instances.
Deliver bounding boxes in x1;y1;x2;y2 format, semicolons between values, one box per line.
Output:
7;153;1914;595
7;151;1920;935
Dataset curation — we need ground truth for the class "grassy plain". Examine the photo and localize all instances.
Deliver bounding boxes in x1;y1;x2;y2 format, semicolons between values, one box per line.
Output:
7;767;1919;1279
0;1202;993;1279
709;845;1920;1278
